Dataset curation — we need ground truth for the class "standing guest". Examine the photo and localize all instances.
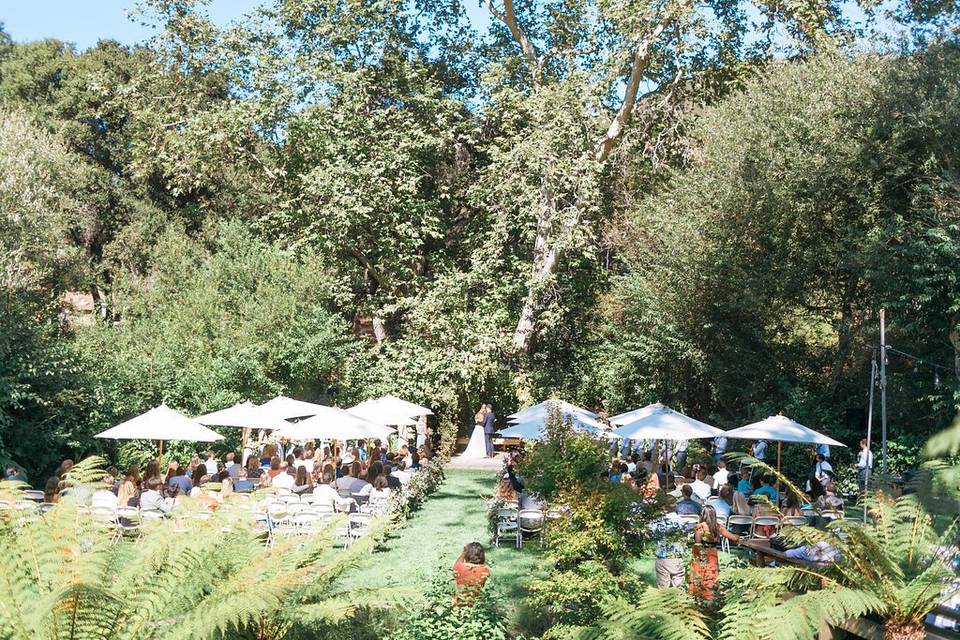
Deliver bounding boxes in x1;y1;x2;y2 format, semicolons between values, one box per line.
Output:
482;403;497;458
675;440;689;472
416;416;428;450
856;438;873;488
712;434;728;466
203;450;219;476
816;443;831;461
674;485;702;515
712;460;729;492
690;470;712;501
453;542;491;605
140;477;172;513
689;505;740;601
752;439;768;462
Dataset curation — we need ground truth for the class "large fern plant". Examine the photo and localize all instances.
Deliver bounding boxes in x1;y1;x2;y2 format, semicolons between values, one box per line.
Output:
0;457;408;640
585;420;960;640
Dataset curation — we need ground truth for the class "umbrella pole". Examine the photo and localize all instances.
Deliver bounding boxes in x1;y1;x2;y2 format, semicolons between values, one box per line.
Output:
776;441;782;502
159;439;164;466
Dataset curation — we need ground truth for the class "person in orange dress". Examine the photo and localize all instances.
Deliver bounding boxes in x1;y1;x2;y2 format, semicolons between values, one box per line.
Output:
453;542;491;605
689;505;740;601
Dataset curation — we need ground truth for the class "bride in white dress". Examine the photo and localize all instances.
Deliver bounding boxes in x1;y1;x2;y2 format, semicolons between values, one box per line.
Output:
461;404;489;459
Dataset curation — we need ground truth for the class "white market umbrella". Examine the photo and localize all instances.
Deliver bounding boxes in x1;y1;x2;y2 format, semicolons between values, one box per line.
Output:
194;401;292;430
95;404;224;461
499;412;611;441
609;403;661;427
257;395;328;421
348;404;417;427
275;406;395;441
508;400;598;423
723;414;847;482
610;404;723;441
350;394;433;421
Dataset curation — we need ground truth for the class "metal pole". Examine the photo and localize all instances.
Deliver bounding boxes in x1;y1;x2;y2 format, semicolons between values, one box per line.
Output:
863;353;876;524
879;309;888;477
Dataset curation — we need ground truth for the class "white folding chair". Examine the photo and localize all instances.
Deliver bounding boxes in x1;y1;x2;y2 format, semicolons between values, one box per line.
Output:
348;513;371;542
292;512;323;536
751;515;780;540
22;490;45;502
726;515;754;541
781;515;809;527
494;508;520;549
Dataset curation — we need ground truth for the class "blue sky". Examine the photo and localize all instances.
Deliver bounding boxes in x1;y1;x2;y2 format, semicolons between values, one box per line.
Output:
0;0;262;50
1;0;491;50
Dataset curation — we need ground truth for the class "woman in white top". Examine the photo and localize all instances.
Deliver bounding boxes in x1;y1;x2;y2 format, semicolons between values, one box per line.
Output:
368;475;391;501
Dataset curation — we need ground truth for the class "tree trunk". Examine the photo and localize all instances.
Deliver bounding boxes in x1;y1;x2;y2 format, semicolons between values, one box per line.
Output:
372;316;390;344
949;316;960;379
883;621;925;640
512;186;558;353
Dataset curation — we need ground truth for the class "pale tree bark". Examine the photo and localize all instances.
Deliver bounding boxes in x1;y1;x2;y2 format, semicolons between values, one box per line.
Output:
486;1;671;352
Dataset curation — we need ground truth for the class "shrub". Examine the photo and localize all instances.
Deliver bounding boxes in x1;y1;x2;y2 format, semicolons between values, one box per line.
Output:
390;574;508;640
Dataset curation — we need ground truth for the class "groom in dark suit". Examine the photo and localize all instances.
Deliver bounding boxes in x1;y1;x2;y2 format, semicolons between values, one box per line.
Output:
483;403;496;457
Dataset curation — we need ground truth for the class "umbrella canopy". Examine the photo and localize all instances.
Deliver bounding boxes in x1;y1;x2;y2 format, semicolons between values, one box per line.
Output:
508;400;598;423
194;401;292;430
499;412;611;440
348;394;430;426
275;406;394;441
608;403;661;427
722;415;846;447
610;403;723;441
95;405;224;442
257;395;328;421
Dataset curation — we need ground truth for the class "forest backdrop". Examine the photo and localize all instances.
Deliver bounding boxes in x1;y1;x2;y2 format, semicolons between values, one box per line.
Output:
2;0;959;478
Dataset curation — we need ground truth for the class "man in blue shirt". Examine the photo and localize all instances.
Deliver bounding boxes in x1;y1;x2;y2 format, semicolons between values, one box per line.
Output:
752;439;768;462
816;443;831;460
674;485;702;515
752;477;777;503
736;468;752;494
167;465;193;496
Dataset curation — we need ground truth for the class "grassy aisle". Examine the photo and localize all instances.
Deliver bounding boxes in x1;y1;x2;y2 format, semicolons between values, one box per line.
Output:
342;468;543;623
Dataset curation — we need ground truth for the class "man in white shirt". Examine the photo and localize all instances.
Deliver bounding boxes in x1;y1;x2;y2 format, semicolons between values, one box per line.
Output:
856;438;873;488
690;469;712;501
390;461;412;485
272;467;296;490
712;460;729;491
203;451;218;476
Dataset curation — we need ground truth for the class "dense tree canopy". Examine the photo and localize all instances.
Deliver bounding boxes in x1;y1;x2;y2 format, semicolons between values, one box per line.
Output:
0;0;958;478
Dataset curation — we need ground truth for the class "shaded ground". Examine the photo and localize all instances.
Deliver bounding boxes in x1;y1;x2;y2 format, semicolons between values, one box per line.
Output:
342;468;543;627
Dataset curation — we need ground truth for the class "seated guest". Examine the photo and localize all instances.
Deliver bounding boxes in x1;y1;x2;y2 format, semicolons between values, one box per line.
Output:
92;475;118;507
203;450;218;477
140;477;172;513
453;542;491;605
728;491;752;534
346;461;371;494
626;453;638;475
167;466;193;495
266;456;283;481
782;493;804;517
497;475;519;503
712;460;729;491
189;468;208;498
43;477;60;504
336;459;358;491
292;466;313;495
713;485;733;519
817;481;844;511
312;469;341;508
368;474;391;501
117;465;141;507
608;460;623;483
233;467;256;492
690;469;712;501
246;457;263;482
273;465;296;491
785;540;839;563
674;485;702;515
409;452;422;471
390;460;411;486
736;468;752;495
5;466;27;483
751;477;777;503
260;444;277;467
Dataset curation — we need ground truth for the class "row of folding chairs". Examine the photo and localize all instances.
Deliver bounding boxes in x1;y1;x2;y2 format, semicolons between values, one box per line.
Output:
493;507;564;549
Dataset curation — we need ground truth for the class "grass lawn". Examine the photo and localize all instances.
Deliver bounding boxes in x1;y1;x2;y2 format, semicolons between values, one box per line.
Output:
342;468;545;627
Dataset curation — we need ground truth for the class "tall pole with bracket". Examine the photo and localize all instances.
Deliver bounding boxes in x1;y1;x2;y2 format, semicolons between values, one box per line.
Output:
879;309;889;477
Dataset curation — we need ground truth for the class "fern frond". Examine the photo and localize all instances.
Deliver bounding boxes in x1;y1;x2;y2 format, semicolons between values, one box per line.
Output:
583;589;709;640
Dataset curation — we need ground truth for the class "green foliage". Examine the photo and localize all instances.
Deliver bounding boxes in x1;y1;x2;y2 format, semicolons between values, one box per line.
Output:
518;410;610;501
390;573;509;640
